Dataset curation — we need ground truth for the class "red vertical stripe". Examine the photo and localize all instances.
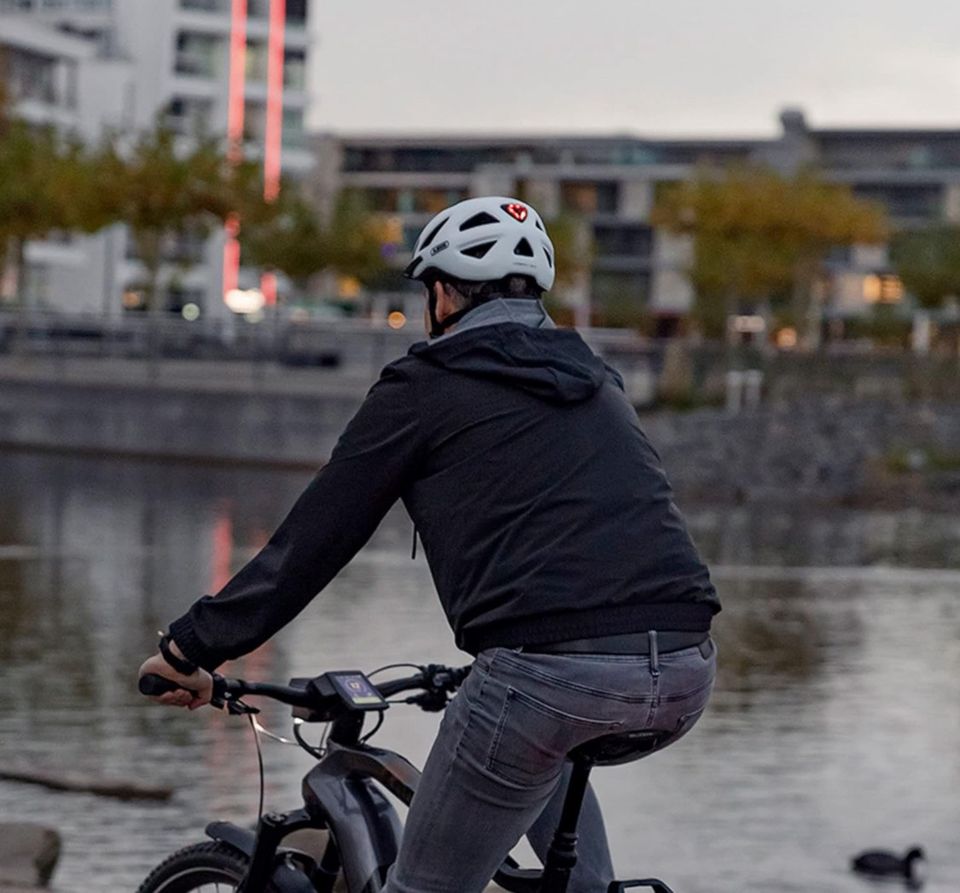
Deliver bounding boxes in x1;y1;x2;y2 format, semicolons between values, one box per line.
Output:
260;0;286;306
227;0;248;156
223;0;248;304
263;0;286;203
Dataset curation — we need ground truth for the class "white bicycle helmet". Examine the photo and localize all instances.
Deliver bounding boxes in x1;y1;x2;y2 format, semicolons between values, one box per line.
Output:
404;196;556;293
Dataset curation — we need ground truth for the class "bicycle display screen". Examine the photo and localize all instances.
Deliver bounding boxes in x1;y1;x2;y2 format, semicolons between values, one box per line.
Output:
328;672;387;711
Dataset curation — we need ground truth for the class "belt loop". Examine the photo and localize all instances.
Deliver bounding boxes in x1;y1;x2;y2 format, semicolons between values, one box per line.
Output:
648;630;660;676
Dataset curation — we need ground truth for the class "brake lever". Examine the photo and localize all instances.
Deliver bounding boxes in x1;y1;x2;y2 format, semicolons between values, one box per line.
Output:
407;690;449;713
209;674;260;715
227;699;260;716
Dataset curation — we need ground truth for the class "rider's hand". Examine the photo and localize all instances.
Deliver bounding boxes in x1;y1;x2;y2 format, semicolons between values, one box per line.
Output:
138;640;214;711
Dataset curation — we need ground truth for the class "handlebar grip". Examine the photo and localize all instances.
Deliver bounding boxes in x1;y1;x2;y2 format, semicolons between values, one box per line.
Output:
139;673;198;698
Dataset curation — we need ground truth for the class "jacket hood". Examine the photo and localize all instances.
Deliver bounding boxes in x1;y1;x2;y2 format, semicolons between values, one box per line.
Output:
409;323;614;404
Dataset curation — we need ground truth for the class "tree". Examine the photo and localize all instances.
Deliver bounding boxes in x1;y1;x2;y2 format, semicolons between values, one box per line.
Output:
322;190;390;288
890;225;960;310
241;188;388;298
94;124;267;312
240;189;325;292
652;165;888;339
0;118;105;305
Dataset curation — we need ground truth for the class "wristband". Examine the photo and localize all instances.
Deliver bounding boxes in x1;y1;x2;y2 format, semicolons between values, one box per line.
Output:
159;633;199;676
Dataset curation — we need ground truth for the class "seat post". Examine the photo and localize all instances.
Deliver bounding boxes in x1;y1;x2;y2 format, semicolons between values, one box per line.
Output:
540;757;594;893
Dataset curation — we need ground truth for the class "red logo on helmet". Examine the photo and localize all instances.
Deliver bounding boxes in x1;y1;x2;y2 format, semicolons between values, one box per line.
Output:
503;203;528;222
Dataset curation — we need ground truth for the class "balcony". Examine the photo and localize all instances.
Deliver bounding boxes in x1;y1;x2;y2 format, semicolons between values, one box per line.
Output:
179;0;230;12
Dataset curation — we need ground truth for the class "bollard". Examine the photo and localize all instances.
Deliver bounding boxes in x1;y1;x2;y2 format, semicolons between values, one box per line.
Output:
725;370;744;414
743;369;764;409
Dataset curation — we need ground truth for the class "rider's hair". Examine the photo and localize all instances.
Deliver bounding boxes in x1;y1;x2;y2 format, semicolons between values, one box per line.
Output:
439;274;543;309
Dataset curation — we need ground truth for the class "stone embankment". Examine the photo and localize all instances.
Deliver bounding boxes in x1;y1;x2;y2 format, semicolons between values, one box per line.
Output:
1;352;958;510
642;397;960;510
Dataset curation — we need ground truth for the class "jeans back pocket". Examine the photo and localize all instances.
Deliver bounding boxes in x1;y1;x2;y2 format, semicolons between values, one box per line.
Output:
486;686;622;788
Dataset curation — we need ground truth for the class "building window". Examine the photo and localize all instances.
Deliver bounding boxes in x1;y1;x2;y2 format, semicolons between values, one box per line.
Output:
165;96;215;135
593;223;653;258
246;0;306;21
863;273;903;304
282;107;306;148
286;0;307;24
561;181;619;215
175;31;223;78
853;184;943;220
245;40;268;82
179;0;229;12
284;49;306;90
243;101;266;142
591;271;650;302
4;48;59;105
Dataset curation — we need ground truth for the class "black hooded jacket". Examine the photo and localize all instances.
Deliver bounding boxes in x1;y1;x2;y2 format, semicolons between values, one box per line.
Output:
170;321;719;670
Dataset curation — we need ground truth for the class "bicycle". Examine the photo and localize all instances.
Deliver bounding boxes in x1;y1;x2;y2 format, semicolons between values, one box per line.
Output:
137;663;675;893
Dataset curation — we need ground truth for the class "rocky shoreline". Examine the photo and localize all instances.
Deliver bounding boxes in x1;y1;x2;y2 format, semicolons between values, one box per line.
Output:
642;397;960;513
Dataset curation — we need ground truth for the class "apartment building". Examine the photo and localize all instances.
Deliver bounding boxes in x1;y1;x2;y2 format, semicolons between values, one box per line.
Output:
314;109;960;328
0;0;316;317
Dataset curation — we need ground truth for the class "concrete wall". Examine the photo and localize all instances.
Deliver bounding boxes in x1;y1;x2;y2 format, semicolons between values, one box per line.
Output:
0;376;365;467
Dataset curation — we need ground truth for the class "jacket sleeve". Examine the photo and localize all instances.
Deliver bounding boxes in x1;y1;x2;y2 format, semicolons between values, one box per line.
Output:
168;362;423;671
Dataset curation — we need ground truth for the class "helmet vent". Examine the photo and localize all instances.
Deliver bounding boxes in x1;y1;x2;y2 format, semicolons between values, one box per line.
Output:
534;218;545;232
543;248;553;268
419;217;449;251
514;238;535;258
461;241;497;259
459;212;499;231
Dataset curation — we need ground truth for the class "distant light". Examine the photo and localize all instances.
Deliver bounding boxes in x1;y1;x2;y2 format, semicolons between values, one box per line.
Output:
225;287;265;314
337;276;361;299
732;315;765;334
880;275;903;303
121;290;143;309
776;327;798;348
863;273;903;304
182;302;200;321
387;311;407;330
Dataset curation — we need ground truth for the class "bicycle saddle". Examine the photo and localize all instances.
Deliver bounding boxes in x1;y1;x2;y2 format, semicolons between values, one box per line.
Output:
570;729;673;766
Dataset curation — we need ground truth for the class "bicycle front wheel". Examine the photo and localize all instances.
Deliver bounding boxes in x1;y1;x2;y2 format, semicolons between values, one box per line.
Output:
136;841;252;892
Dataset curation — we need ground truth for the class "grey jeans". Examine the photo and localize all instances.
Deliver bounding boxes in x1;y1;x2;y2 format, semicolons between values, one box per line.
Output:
383;637;716;893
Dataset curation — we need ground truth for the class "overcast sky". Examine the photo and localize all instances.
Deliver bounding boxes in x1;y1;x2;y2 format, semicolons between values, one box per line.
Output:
307;0;960;137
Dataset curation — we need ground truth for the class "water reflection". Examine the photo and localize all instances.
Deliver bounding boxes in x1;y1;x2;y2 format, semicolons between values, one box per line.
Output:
688;504;960;569
1;452;959;892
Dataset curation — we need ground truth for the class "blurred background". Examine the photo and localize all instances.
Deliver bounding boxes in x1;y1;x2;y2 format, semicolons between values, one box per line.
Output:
0;1;958;891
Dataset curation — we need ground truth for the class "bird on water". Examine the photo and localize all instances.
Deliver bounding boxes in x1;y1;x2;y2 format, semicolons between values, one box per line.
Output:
850;846;926;886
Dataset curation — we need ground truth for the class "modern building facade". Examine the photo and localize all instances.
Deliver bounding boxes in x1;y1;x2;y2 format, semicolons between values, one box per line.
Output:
314;109;960;329
0;0;316;317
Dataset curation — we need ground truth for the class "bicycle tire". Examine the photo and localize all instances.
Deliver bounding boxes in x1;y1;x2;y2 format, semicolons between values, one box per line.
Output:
136;840;260;893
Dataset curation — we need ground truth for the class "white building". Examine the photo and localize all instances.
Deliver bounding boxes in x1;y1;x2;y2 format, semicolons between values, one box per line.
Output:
0;0;316;317
315;110;960;333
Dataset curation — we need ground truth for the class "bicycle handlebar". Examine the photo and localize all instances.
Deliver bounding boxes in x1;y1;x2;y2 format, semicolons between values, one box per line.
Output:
138;663;471;716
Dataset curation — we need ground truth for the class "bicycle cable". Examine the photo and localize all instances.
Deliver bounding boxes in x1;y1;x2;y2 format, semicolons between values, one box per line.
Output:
247;713;265;822
253;718;298;746
367;662;423;677
360;711;385;743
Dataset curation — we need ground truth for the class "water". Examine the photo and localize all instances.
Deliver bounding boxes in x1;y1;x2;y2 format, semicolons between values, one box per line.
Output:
1;451;959;892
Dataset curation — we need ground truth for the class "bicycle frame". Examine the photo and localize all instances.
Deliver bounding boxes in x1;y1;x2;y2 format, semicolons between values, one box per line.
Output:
144;665;674;893
215;724;422;892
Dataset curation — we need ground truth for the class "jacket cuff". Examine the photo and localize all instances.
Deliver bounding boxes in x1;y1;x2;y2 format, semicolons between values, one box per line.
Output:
168;614;222;673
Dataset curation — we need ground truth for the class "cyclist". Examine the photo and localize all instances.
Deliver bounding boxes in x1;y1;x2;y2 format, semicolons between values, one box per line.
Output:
139;196;721;893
